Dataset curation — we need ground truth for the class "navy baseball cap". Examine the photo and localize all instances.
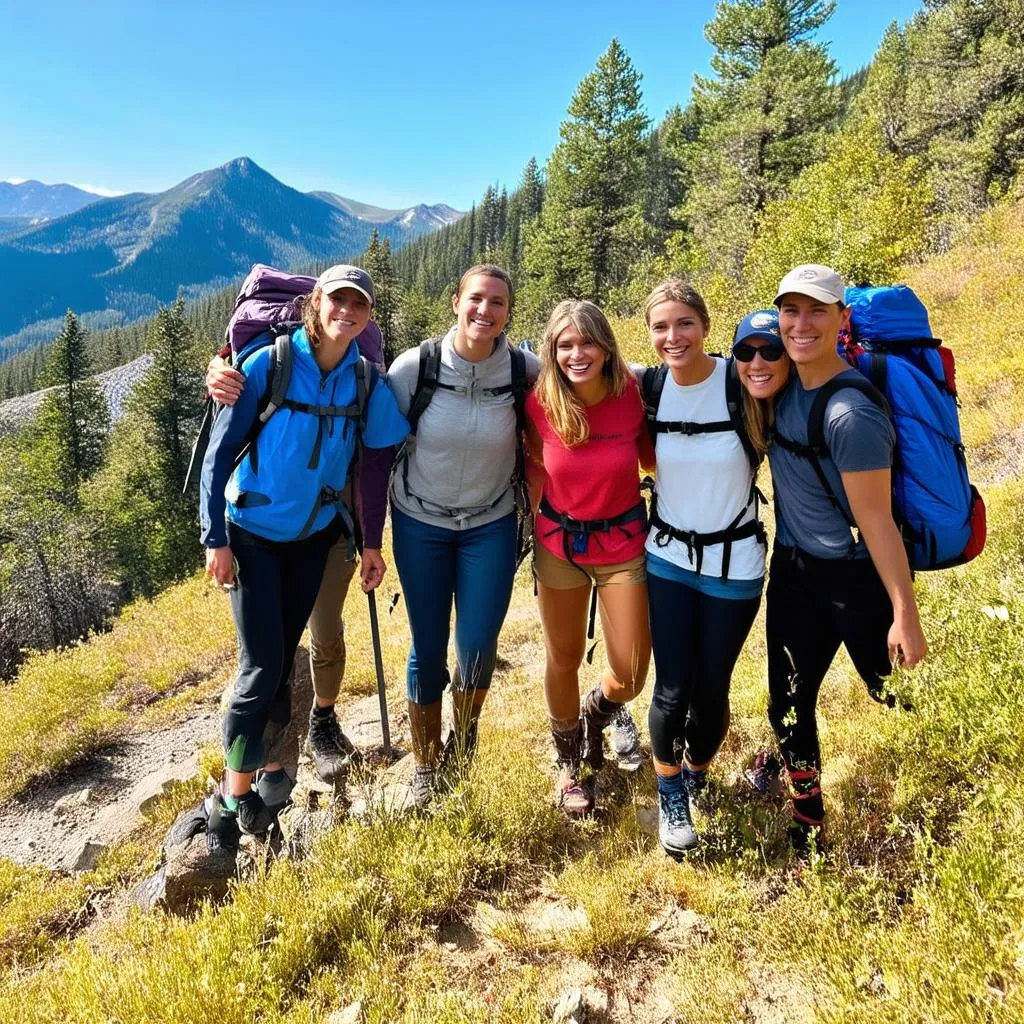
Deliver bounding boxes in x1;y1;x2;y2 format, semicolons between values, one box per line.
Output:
733;309;781;347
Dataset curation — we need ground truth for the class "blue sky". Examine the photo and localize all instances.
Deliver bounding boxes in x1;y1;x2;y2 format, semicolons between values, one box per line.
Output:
2;0;924;210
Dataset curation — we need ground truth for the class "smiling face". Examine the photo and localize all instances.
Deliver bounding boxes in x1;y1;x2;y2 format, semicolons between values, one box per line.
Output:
554;324;607;388
452;273;510;346
647;300;708;374
735;338;791;400
315;286;372;347
777;293;849;367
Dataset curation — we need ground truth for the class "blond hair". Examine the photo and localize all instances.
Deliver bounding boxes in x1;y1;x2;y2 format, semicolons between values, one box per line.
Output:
643;278;711;331
537;299;631;447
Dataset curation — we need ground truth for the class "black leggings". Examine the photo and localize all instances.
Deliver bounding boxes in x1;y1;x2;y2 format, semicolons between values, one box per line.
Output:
765;544;892;778
647;572;761;767
223;519;341;773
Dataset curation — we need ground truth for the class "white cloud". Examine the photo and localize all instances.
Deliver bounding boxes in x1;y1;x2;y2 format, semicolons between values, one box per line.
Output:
2;177;28;184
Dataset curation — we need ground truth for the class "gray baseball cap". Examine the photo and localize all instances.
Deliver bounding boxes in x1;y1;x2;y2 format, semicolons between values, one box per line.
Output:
316;264;375;305
774;264;846;307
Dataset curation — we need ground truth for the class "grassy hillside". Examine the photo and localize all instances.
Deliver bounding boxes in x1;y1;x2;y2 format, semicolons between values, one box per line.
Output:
1;201;1022;1022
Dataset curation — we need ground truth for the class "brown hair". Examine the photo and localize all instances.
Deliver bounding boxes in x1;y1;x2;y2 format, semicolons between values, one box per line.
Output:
741;389;772;455
537;299;631;447
455;264;515;320
643;278;711;331
297;287;325;347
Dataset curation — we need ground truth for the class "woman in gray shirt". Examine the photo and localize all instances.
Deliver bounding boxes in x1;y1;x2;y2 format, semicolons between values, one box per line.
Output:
387;264;539;809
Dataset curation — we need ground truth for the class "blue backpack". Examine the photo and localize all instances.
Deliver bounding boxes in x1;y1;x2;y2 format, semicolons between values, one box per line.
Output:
778;285;986;570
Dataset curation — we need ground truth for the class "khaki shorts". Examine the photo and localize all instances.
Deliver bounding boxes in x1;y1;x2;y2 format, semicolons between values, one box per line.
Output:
533;542;647;590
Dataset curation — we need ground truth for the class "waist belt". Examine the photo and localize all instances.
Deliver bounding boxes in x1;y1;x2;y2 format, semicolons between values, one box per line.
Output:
539;496;647;564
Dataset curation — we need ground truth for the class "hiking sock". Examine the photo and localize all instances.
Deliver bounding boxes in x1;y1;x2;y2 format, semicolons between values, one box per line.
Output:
221;792;240;813
581;687;621;769
656;770;686;800
311;702;334;719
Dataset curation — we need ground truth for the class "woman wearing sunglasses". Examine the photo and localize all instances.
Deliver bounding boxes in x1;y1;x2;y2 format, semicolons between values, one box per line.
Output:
641;283;790;857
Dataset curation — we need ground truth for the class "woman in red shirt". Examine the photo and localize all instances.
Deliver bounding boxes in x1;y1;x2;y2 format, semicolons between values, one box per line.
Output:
525;299;654;816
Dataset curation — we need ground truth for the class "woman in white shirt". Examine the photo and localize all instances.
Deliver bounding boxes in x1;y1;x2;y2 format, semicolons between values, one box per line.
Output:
640;281;790;857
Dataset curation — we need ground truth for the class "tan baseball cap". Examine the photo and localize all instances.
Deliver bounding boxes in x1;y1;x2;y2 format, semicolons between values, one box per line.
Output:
774;264;846;307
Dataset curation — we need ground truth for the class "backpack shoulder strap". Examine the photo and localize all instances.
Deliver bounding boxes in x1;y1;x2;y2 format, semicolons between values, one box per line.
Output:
353;356;379;437
406;337;443;435
640;364;668;420
725;356;761;470
258;327;293;424
508;342;528;434
807;373;889;456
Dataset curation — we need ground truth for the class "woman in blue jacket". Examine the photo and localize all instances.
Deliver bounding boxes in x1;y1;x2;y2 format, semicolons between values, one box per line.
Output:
201;265;409;837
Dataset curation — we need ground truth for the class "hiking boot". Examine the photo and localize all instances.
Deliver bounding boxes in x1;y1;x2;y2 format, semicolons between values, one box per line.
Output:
551;720;594;818
581;687;616;771
744;750;782;797
683;767;710;815
410;765;437;811
439;720;479;775
658;784;698;858
609;705;643;771
255;768;294;812
236;789;275;836
306;707;362;785
204;794;240;854
788;818;825;858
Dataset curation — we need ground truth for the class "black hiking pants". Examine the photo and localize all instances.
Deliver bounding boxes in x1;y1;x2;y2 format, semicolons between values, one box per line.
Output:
765;543;892;780
222;518;342;773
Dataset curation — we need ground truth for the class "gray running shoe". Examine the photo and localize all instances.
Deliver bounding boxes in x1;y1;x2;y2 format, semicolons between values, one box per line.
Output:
306;708;362;784
609;705;643;771
658;785;698;858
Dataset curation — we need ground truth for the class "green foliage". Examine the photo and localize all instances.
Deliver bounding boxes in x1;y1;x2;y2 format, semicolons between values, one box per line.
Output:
81;299;205;598
362;228;400;364
520;39;652;324
26;310;109;503
744;118;932;299
678;0;840;276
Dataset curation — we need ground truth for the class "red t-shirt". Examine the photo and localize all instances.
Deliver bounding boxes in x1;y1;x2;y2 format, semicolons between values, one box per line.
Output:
526;380;652;565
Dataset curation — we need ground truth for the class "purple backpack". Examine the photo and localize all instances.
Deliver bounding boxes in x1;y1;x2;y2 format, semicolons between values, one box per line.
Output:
226;263;385;371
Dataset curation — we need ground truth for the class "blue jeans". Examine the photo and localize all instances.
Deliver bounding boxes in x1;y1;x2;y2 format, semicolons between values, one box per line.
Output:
392;507;517;704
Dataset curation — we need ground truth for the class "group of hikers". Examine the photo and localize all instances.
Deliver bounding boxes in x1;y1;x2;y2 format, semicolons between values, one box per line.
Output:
199;258;929;859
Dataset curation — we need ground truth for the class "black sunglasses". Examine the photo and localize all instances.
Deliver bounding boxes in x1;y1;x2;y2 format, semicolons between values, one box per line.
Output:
733;342;786;363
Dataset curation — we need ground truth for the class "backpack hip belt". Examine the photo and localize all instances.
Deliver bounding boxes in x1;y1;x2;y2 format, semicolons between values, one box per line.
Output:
538;496;647;565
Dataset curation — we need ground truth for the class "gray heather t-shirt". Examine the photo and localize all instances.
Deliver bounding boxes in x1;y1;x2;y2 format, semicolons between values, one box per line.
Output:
387;328;540;531
769;368;895;560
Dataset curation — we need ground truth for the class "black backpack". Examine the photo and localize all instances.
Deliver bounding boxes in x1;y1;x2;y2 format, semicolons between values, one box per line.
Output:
399;337;532;565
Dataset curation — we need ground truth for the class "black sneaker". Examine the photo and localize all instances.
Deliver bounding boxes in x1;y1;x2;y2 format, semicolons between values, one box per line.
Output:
658;785;698;858
609;705;643;771
410;765;437;811
236;790;275;836
306;708;362;784
204;794;240;854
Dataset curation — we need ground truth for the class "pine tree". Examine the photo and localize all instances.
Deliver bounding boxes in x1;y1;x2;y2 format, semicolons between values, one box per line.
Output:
521;39;652;322
29;310;109;503
679;0;839;276
362;229;399;364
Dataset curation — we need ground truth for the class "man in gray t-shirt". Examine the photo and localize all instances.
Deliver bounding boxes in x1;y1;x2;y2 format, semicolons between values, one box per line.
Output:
760;263;927;853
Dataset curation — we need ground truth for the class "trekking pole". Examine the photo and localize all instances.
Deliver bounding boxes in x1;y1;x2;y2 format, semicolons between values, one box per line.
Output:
367;589;392;756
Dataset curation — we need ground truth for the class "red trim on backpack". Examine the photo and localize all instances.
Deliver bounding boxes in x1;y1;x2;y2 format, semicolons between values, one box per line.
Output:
961;486;987;562
937;345;958;397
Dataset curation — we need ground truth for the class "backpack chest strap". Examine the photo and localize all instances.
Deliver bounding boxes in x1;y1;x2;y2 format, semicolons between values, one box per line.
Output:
651;418;733;436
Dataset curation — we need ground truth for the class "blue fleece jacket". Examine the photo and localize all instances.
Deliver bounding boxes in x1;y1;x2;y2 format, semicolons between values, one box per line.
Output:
200;327;408;547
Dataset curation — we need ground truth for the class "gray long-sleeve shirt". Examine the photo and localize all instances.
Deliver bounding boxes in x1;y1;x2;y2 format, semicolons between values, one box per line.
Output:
387;328;539;530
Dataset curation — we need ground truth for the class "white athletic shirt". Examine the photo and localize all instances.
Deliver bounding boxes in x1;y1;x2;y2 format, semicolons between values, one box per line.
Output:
644;358;765;580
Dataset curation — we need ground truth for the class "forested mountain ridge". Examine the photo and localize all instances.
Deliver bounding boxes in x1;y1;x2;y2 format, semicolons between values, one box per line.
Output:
0;180;103;220
0;157;461;361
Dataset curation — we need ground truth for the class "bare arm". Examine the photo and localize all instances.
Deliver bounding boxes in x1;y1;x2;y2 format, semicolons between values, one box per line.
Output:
524;419;546;515
843;468;927;668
